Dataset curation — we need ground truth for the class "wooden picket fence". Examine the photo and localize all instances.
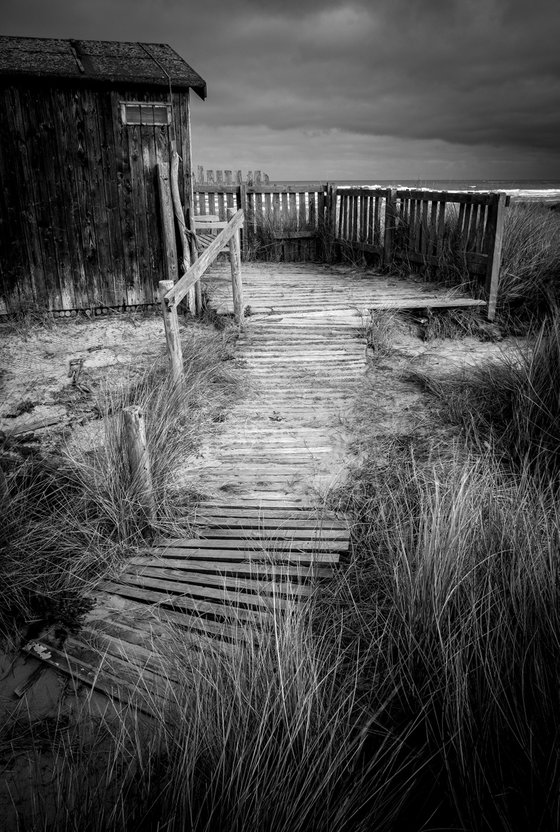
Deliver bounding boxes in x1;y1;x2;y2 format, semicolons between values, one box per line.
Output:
193;183;326;263
193;182;509;318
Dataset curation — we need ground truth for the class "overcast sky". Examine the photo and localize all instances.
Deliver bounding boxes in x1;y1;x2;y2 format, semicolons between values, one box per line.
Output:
3;0;560;181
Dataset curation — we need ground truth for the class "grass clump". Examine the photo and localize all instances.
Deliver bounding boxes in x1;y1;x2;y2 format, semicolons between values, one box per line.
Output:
361;310;398;359
498;202;560;312
333;441;560;831
415;312;560;474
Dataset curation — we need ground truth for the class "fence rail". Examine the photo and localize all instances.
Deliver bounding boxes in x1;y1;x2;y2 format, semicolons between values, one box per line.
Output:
193;182;509;318
160;209;244;383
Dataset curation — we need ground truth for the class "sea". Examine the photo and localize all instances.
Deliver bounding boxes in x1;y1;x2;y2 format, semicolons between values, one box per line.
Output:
274;179;560;204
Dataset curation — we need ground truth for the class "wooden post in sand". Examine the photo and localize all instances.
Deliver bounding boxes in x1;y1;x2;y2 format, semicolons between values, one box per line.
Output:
228;208;244;325
123;406;156;528
485;192;507;321
159;280;183;384
383;188;397;268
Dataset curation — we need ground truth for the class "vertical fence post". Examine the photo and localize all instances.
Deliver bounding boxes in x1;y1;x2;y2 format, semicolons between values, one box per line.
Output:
383;188;397;268
325;184;338;261
157;165;178;284
159;280;183;384
238;183;248;260
170;150;197;314
485;192;507;321
123;406;156;529
228;209;244;325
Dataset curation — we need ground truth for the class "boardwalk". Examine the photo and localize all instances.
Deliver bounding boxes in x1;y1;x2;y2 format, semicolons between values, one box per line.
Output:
27;263;483;704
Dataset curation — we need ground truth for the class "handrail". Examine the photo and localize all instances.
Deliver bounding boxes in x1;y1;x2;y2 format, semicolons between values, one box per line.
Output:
159;208;245;384
165;209;244;309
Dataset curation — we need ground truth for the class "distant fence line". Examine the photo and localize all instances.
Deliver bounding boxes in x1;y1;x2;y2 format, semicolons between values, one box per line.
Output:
193;182;509;318
195;167;271;186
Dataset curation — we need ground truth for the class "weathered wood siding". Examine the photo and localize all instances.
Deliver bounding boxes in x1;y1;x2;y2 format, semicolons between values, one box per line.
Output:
0;82;192;314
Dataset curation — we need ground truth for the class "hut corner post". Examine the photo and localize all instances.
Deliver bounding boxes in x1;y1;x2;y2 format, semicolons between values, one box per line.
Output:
123;406;156;530
485;192;507;321
159;280;184;384
228;208;244;325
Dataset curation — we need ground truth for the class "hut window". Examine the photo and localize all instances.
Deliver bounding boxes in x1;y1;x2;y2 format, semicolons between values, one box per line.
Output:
121;102;172;126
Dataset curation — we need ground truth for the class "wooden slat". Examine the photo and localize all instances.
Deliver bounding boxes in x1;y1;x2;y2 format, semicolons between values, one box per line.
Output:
155;535;346;551
119;566;315;597
98;581;278;623
194;516;347;530
151;545;341;562
128;556;333;578
197;527;348;540
22;640;168;713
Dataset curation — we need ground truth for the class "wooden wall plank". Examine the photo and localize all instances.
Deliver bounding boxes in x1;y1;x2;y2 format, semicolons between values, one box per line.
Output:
79;87;111;307
0;87;41;311
97;90;123;305
49;88;83;309
25;85;65;309
110;90;139;304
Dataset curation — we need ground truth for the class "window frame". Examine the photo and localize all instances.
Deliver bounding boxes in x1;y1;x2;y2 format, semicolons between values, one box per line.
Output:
120;101;172;127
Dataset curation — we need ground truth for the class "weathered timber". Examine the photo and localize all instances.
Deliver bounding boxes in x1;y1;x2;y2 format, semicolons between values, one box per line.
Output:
1;38;205;314
384;189;397;266
165;209;244;306
228;212;244;325
123;406;156;527
485;192;507;321
159;279;183;384
157;165;179;284
170;149;195;312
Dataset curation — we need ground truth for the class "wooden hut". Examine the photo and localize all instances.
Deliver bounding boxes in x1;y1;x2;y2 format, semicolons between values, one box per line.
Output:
0;36;206;315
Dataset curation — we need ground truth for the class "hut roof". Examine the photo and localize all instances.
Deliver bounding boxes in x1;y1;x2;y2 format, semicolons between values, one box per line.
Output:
0;36;207;99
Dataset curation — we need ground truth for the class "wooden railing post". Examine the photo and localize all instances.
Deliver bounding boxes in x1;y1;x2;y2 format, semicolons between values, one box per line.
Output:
123;406;156;529
324;184;338;260
484;192;507;321
228;208;244;325
159;280;183;384
383;188;397;268
239;183;248;260
157;165;178;284
170;150;197;314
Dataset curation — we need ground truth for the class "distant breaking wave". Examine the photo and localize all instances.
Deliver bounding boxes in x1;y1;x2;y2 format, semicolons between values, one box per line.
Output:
276;179;560;202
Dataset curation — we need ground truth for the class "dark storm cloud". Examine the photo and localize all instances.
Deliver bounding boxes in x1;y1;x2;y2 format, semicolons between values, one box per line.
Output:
3;0;560;162
192;0;560;155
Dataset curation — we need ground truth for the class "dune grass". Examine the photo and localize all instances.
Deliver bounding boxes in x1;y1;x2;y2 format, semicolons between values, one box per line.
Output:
498;202;560;312
333;443;560;832
0;324;240;639
3;604;418;832
7;442;559;831
389;201;560;323
414;312;560;474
